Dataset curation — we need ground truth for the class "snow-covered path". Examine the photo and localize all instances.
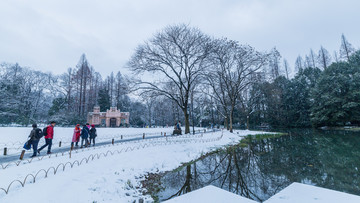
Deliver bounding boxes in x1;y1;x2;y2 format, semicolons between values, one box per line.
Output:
0;128;266;203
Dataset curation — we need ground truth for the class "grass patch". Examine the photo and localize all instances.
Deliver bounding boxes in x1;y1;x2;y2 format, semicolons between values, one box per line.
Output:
239;133;287;147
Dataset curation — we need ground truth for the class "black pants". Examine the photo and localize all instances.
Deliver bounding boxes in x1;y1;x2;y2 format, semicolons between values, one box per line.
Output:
38;138;52;153
89;138;95;145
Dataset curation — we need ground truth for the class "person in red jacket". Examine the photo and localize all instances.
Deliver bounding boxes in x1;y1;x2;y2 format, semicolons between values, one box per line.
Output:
38;121;56;154
71;124;81;147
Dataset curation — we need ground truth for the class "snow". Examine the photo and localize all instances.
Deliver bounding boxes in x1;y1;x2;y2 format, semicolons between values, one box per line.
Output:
0;128;266;202
163;185;257;203
162;182;360;203
264;182;360;203
2;127;358;203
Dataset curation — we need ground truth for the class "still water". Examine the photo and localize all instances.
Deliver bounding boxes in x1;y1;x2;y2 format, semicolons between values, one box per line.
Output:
144;129;360;202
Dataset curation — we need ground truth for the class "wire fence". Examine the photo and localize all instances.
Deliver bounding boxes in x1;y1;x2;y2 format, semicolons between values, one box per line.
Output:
0;130;223;195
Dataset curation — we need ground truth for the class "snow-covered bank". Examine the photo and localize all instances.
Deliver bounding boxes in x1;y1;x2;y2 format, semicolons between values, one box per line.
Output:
0;129;267;203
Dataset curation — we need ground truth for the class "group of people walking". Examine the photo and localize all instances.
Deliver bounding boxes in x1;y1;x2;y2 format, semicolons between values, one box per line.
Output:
27;122;97;158
71;123;97;148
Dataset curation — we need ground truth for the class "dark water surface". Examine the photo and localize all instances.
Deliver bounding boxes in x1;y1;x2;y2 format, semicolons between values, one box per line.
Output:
145;129;360;202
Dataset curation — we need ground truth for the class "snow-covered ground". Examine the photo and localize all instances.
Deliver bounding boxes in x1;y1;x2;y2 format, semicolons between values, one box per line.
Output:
164;185;257;203
164;183;360;203
0;128;266;202
264;182;360;203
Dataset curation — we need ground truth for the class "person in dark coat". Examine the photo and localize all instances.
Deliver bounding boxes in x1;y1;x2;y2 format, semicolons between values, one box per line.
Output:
38;121;56;154
176;121;181;131
89;124;97;146
29;123;42;157
80;124;90;148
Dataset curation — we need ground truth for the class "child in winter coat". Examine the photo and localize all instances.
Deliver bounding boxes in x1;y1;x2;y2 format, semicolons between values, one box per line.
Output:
89;124;97;146
80;124;90;148
71;124;81;147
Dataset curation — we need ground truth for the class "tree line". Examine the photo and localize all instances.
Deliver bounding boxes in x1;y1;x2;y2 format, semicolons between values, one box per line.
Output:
1;24;359;130
128;24;360;131
0;54;191;127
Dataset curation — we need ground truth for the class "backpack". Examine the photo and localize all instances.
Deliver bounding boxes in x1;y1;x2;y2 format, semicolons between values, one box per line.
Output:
43;126;48;137
35;128;43;139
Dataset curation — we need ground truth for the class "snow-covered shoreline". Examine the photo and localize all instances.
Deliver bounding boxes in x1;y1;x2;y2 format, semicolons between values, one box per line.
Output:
0;128;267;203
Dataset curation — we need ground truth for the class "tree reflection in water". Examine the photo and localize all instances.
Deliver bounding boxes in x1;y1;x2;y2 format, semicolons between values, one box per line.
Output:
149;129;360;202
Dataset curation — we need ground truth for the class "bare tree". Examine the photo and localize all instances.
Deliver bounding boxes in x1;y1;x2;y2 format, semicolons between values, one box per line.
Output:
59;67;74;112
128;24;212;134
205;39;267;132
334;51;339;63
317;46;331;70
309;49;317;68
304;55;312;68
294;55;304;73
283;59;290;80
340;34;355;61
269;47;281;80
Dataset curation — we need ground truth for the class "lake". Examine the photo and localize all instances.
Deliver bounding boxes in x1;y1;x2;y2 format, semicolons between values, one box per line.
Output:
143;129;360;202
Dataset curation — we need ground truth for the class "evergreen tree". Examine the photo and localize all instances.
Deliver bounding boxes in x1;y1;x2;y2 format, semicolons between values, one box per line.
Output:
287;67;322;127
311;59;360;126
97;86;111;112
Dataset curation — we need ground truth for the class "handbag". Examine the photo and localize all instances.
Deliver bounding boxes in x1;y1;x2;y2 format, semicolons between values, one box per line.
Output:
23;140;31;150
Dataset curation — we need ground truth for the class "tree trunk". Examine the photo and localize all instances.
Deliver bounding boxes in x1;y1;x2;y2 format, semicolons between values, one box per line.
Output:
183;109;190;134
224;117;229;130
229;107;234;133
229;116;233;133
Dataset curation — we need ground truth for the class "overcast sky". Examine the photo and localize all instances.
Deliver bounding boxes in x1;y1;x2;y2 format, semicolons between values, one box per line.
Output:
0;0;359;77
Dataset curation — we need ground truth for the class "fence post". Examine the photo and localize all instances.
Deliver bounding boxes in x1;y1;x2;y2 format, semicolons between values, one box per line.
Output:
143;133;145;139
112;138;114;145
121;135;123;140
4;147;7;156
19;150;25;160
59;141;62;147
69;150;72;159
70;142;74;151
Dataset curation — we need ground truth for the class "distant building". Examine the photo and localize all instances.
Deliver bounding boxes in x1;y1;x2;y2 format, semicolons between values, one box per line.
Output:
88;106;130;127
